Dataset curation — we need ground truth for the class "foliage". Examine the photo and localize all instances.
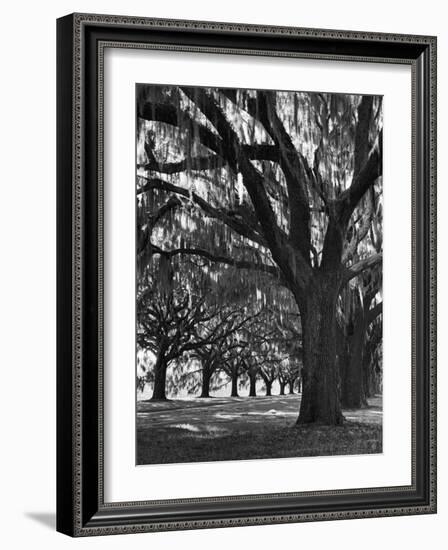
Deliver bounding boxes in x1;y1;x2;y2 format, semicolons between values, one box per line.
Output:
135;84;383;422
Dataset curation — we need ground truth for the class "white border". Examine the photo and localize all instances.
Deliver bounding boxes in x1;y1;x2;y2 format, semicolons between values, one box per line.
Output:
104;48;412;503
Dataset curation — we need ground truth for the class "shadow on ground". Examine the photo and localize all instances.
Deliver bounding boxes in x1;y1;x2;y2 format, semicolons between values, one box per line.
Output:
137;394;382;465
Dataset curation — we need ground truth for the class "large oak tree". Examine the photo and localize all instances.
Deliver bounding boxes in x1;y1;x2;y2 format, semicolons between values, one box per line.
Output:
137;85;382;424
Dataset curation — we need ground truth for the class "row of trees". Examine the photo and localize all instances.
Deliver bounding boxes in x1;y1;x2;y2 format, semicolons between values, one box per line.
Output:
136;85;383;424
136;254;382;406
136;255;303;400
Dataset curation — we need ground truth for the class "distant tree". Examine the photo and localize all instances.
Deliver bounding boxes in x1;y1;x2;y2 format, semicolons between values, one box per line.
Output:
193;305;263;397
137;265;215;400
278;359;302;395
277;364;288;395
260;363;277;397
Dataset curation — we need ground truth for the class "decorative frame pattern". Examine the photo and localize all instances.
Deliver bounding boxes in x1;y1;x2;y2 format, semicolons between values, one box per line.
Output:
56;13;437;537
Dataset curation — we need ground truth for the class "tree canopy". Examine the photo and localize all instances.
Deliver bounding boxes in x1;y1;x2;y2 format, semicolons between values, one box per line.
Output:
136;84;383;424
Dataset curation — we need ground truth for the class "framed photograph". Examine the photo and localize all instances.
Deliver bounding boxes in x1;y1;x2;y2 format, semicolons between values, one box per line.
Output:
57;13;437;536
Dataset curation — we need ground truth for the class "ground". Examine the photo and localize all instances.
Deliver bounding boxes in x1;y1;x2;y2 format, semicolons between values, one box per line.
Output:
136;394;382;465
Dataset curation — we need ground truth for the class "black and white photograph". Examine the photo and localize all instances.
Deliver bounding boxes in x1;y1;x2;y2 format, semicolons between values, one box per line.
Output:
136;84;384;465
0;0;441;545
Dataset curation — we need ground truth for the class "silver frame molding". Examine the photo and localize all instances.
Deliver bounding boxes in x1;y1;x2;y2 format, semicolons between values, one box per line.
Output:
57;13;437;537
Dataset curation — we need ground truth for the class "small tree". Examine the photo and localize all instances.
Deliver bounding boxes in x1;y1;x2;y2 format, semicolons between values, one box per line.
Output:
137;265;213;400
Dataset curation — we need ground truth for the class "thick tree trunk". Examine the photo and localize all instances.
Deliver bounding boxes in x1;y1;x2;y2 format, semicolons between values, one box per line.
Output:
200;366;212;398
296;378;302;393
363;328;382;398
364;352;381;397
151;354;168;400
289;380;295;394
249;374;257;397
279;382;286;395
363;355;372;398
231;374;239;397
342;313;368;409
297;277;344;425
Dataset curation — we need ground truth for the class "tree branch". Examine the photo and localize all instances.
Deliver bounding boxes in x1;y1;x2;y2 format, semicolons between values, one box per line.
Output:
367;301;383;324
150;196;181;227
179;87;309;287
243;143;280;162
151;244;282;279
180;87;241;168
255;90;312;262
138;155;224;174
354;96;374;177
338;131;382;224
137;196;181;257
137;176;267;247
344;253;382;283
138;145;280;177
342;190;376;264
321;97;382;272
138;101;227;162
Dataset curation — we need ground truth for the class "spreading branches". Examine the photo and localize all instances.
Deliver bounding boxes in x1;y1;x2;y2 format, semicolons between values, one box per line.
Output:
179;86;312;289
137;176;267;247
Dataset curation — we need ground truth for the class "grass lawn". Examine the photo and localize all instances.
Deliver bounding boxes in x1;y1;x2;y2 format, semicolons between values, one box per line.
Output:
136;395;382;465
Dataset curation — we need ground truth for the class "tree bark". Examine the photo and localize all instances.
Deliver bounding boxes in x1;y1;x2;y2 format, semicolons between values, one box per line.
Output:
249;374;257;397
342;313;368;409
363;352;374;399
231;374;239;397
289;381;295;394
363;333;382;397
200;365;212;398
297;277;344;424
151;354;168;400
279;382;286;395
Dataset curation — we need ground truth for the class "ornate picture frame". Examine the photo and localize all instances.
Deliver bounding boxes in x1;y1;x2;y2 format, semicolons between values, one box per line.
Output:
56;13;436;536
